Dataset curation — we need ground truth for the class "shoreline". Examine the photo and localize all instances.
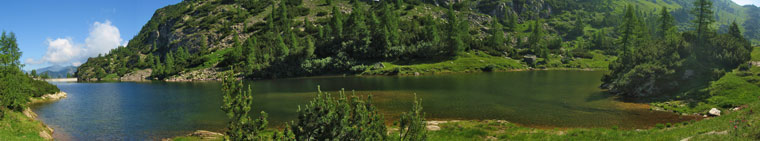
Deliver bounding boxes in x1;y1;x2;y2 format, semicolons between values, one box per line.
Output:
85;67;607;83
26;91;68;140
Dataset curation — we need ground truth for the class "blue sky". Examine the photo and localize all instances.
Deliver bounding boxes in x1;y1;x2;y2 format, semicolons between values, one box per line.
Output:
0;0;180;70
733;0;760;6
0;0;757;70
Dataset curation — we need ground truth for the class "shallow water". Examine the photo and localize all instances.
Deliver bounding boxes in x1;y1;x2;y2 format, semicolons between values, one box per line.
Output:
31;71;698;140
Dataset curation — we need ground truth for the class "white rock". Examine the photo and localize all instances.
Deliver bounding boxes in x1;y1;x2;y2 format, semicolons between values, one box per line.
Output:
709;108;721;116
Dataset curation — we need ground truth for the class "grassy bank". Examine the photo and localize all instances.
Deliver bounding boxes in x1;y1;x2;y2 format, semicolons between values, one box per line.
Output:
363;50;613;76
172;100;760;141
422;100;758;140
0;110;48;140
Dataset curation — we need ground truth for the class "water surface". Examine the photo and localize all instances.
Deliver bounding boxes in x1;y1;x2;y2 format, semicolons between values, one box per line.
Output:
31;71;698;140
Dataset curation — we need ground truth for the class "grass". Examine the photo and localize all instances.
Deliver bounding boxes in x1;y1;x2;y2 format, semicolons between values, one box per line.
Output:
752;47;760;61
363;50;613;76
363;51;527;75
0;110;47;141
421;102;760;140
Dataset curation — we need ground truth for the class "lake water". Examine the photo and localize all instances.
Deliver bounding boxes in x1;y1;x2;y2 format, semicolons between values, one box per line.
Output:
30;71;699;140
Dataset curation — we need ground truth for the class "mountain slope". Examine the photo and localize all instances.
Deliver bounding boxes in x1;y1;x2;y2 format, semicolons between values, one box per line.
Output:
34;65;76;78
75;0;759;81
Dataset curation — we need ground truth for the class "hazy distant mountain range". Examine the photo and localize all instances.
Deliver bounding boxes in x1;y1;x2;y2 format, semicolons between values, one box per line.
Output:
31;65;77;78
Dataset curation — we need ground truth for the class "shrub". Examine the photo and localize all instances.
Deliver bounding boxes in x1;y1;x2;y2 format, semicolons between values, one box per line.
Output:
220;72;268;140
289;87;387;140
399;95;427;140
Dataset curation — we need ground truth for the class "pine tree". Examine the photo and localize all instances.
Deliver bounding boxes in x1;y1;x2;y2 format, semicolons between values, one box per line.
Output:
728;21;743;39
278;1;291;33
658;6;675;38
165;52;175;75
570;15;585;38
487;21;506;51
276;35;289;60
331;6;343;40
304;37;315;59
692;0;715;40
0;31;22;67
346;0;372;56
446;5;465;56
221;72;268;140
175;46;190;68
528;20;544;51
619;5;638;52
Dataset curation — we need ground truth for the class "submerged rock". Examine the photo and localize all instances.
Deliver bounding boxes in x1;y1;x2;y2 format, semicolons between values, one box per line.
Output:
708;108;721;116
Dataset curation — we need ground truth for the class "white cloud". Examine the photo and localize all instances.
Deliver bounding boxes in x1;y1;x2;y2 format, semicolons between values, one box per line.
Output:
34;20;123;66
41;38;84;64
24;58;43;65
84;20;123;57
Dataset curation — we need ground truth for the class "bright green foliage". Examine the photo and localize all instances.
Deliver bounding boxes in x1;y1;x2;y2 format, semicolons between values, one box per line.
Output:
399;95;427;141
658;6;675;38
618;5;639;51
0;31;59;113
692;0;715;41
728;21;742;39
175;46;190;68
602;1;752;97
486;21;507;52
0;31;21;68
445;5;466;56
220;72;268;140
289;87;387;140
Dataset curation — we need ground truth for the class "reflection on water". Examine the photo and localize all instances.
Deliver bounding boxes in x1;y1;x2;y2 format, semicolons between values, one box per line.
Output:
31;71;698;140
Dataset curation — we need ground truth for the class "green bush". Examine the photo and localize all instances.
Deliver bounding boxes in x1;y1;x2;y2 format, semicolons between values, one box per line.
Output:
289;87;387;140
220;72;268;140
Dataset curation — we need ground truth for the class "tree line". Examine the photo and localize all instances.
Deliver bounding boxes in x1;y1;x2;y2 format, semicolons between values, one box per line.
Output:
601;0;753;97
0;31;60;117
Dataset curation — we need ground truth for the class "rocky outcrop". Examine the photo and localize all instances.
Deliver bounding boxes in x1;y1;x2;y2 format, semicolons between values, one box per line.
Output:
23;108;54;140
29;92;68;105
120;69;152;81
165;68;225;81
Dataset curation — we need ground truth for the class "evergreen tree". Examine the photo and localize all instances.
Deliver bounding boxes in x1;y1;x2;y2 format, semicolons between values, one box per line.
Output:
399;95;427;140
175;46;190;68
487;21;506;51
0;31;22;68
346;0;372;56
304;37;315;59
658;6;675;38
221;72;268;140
331;6;344;40
619;5;638;52
728;21;743;39
446;5;465;56
278;1;291;33
692;0;715;40
569;15;585;38
528;20;544;51
165;52;176;75
276;35;290;60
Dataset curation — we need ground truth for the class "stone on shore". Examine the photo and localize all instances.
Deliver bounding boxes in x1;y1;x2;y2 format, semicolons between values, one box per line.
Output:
708;108;721;116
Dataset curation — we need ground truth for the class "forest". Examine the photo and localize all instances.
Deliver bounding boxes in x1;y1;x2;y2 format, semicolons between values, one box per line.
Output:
75;0;760;81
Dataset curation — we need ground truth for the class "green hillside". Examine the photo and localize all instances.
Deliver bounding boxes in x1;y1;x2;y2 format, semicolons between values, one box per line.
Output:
75;0;760;81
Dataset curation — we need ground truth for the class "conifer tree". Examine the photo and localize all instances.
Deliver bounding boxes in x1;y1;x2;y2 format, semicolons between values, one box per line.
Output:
692;0;715;40
728;21;743;39
165;52;175;75
331;6;343;40
658;6;674;38
487;21;506;51
446;5;465;56
619;5;638;52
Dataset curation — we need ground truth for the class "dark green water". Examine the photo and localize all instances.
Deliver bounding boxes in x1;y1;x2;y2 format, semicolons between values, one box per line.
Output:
31;71;697;140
